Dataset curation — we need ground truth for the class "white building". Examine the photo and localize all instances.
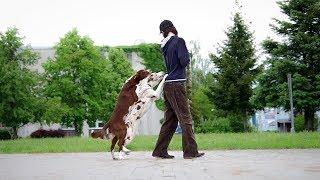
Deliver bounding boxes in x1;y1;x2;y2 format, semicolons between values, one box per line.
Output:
252;108;320;132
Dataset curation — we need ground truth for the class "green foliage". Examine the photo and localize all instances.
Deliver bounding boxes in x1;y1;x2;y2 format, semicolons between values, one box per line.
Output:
43;29;133;135
107;48;133;79
187;41;221;133
227;113;247;133
191;84;215;126
252;0;320;131
190;71;236;133
155;99;165;111
207;12;261;132
294;114;305;132
119;43;166;72
195;117;231;133
37;97;71;124
0;27;40;136
136;44;166;72
104;48;134;118
0;130;11;140
294;114;318;132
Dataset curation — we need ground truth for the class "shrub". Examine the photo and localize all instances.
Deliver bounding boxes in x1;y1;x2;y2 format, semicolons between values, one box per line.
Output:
195;117;231;133
30;129;65;138
228;114;249;133
294;114;319;132
190;85;216;128
0;129;11;140
294;114;305;132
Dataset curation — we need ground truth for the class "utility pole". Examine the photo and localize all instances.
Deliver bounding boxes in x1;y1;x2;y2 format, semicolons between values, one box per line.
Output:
287;74;295;132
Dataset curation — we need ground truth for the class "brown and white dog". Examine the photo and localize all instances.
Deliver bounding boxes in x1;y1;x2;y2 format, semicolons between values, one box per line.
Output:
93;70;167;160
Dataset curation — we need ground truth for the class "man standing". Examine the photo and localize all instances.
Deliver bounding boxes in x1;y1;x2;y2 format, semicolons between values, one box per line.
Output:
152;20;205;159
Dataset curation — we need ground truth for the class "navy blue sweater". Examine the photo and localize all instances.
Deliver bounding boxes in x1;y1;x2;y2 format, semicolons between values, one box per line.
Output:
161;36;190;81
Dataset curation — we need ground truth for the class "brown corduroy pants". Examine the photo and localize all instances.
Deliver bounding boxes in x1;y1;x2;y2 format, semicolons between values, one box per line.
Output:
152;81;199;157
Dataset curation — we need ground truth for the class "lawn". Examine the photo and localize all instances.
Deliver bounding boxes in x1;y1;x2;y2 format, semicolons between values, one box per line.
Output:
0;132;319;153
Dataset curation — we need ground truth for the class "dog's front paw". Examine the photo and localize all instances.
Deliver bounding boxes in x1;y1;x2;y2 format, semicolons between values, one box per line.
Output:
117;155;125;160
112;155;125;160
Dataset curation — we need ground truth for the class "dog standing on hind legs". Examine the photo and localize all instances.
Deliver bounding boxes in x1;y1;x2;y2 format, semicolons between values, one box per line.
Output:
95;70;167;160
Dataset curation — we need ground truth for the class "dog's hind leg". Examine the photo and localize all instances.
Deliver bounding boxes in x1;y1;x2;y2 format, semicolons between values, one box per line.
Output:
110;137;118;160
117;138;126;160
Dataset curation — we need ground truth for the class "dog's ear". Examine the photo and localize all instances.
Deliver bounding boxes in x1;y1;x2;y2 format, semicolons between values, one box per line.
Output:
134;70;150;83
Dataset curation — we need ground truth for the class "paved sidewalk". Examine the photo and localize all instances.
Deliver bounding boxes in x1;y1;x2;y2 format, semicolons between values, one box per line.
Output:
0;149;319;180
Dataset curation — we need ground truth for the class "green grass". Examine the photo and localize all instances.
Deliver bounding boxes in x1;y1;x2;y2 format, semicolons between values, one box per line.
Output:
0;132;319;153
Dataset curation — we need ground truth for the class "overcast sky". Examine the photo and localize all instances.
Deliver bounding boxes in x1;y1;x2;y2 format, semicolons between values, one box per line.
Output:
0;0;285;58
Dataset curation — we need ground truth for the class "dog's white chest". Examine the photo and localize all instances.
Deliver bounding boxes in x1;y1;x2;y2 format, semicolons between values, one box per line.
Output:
123;99;152;145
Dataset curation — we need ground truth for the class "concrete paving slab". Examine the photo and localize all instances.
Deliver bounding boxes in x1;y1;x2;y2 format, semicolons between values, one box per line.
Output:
0;149;320;180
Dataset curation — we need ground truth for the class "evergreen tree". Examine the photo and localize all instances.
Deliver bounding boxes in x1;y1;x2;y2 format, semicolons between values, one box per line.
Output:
208;11;261;132
252;0;320;131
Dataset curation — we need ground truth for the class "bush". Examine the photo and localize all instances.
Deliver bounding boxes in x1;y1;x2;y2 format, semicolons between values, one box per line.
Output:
0;129;11;140
190;85;216;127
294;114;305;132
194;113;254;133
30;129;65;138
228;114;247;133
294;114;319;132
195;117;231;133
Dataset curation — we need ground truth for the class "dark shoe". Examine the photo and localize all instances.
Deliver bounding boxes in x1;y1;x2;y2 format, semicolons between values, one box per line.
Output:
184;152;205;159
152;154;175;159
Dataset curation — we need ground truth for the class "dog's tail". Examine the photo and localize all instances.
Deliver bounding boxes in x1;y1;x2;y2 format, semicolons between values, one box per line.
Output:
101;121;111;138
102;121;110;131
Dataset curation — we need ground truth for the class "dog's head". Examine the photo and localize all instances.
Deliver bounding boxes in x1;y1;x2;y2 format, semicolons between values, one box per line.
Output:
146;71;165;88
132;70;165;87
133;70;151;84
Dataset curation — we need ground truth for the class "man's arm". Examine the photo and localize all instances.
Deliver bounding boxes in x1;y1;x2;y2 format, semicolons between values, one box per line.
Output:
177;38;190;68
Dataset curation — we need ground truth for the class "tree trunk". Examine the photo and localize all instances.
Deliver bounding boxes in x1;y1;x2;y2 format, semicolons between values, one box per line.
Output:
73;121;82;136
12;126;18;139
304;108;315;131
